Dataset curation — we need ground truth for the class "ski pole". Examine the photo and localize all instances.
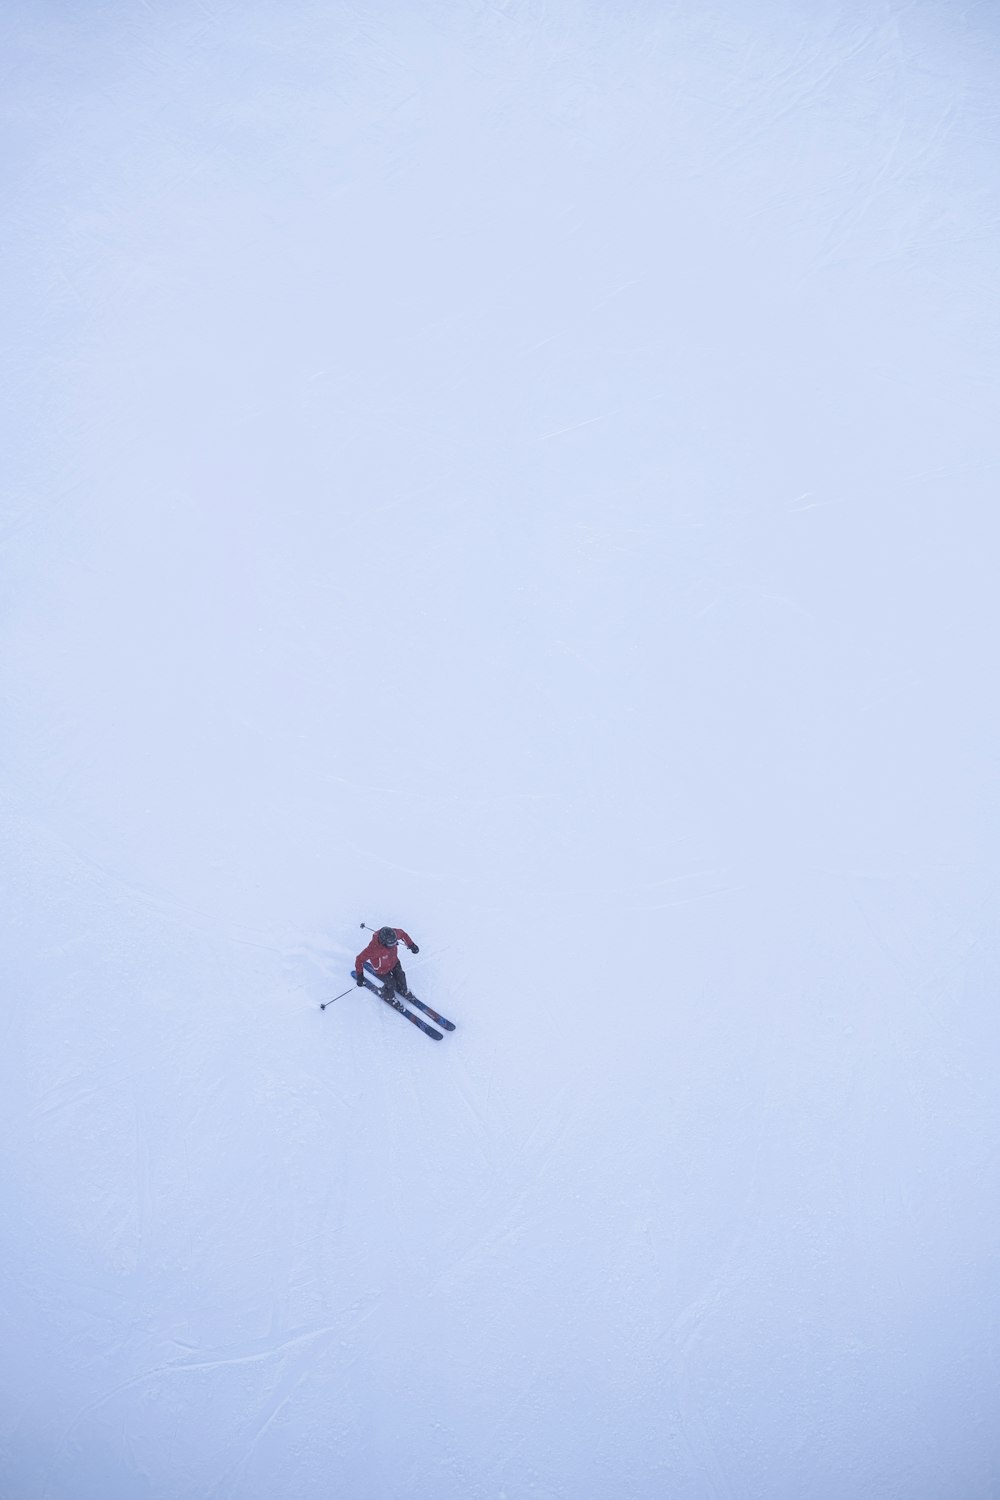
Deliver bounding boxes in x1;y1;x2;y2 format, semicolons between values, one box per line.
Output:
320;986;354;1011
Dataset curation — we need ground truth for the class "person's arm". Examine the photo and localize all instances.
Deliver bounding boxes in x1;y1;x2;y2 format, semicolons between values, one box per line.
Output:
396;928;419;953
356;937;375;979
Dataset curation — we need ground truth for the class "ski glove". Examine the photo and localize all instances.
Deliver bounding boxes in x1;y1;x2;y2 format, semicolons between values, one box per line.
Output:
408;943;419;954
356;973;365;986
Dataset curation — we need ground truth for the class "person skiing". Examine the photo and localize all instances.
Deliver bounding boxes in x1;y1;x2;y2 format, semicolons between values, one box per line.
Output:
355;925;419;1002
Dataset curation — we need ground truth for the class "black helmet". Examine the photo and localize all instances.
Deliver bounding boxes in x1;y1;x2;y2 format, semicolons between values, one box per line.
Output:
378;926;398;947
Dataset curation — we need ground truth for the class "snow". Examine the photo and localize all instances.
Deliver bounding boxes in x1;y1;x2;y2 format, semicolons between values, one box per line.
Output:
3;1;1000;1495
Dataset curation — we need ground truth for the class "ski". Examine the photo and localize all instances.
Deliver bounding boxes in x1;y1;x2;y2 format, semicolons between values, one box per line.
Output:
362;962;456;1030
351;972;443;1041
397;993;455;1031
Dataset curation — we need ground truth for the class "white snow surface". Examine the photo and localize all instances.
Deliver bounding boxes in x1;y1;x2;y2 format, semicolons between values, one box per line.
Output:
3;2;1000;1496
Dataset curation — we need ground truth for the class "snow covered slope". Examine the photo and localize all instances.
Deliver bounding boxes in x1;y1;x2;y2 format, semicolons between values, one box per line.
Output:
3;2;999;1496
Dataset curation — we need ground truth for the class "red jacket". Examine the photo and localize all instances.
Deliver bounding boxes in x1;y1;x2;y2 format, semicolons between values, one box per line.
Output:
356;928;415;978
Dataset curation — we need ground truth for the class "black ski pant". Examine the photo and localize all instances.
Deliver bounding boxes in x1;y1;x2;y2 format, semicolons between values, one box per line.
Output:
375;960;408;998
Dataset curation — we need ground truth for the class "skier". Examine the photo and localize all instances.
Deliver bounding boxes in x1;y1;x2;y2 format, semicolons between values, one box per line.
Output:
355;925;420;1002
